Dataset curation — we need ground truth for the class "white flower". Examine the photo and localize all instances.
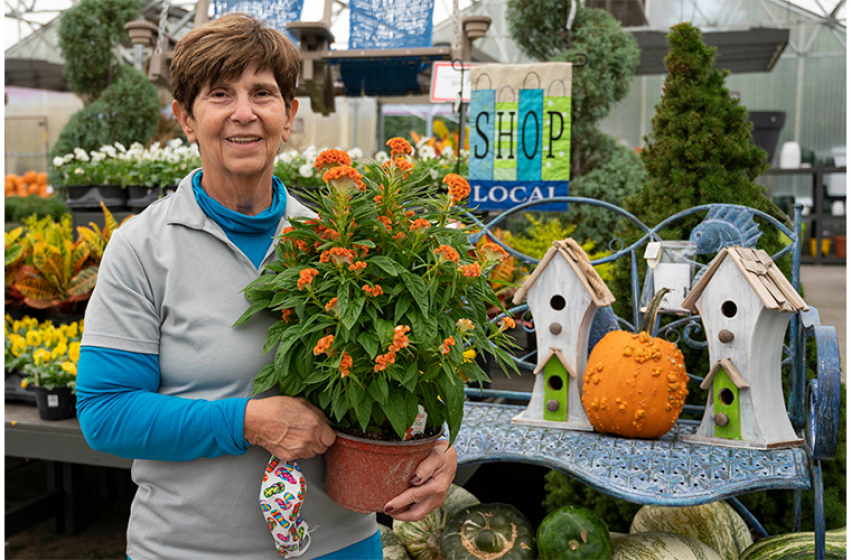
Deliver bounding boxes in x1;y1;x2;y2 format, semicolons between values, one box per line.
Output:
52;156;65;168
441;146;455;158
114;142;127;153
298;163;313;178
167;138;184;149
99;145;117;158
375;150;389;163
430;169;439;180
74;168;84;175
418;145;436;161
73;148;90;162
90;151;106;162
347;147;363;159
63;154;75;163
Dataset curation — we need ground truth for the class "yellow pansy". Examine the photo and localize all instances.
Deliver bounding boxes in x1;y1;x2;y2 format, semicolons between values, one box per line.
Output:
11;339;27;358
12;320;22;333
63;323;79;338
61;362;77;375
41;328;56;347
20;378;28;389
52;342;68;359
26;330;42;346
68;342;81;363
33;348;51;365
5;313;12;323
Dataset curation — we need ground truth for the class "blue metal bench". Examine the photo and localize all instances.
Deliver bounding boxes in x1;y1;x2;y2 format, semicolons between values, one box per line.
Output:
457;197;842;560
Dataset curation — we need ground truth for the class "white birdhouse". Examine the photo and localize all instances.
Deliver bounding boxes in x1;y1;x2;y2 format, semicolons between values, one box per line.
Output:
681;246;808;449
511;239;616;430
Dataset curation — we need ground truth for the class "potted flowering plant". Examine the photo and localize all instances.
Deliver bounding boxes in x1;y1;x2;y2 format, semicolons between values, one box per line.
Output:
236;140;517;511
6;314;83;420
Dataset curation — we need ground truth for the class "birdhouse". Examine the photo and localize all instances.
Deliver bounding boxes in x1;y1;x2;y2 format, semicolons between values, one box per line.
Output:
511;239;616;430
681;246;808;449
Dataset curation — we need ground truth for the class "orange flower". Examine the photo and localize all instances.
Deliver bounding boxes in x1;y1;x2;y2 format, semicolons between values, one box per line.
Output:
498;316;516;332
348;261;367;272
410;218;431;234
480;242;509;262
434;244;460;263
386;137;413;158
444;174;471;204
354;244;370;257
377;216;393;232
323;165;365;194
298;268;319;290
319;251;330;263
328;247;354;266
382;158;413;178
460;262;482;278
280;226;295;238
281;308;293;322
313;334;334;355
313;149;352;171
325;297;339;316
374;195;383;204
321;228;340;241
456;318;474;333
440;336;456;355
393;232;407;242
294;240;310;252
391;325;411;351
339;352;353;378
374;349;396;372
363;284;384;297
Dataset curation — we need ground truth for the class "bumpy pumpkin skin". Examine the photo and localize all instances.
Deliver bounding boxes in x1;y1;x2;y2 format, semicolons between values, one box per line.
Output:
582;330;689;438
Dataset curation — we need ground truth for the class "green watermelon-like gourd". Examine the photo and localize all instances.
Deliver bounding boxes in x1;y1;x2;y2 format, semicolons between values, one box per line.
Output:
610;531;723;560
440;503;536;560
737;527;847;560
536;505;612;560
381;524;414;560
629;502;752;560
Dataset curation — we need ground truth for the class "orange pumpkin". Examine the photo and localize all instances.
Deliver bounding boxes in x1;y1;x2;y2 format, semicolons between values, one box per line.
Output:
581;289;689;439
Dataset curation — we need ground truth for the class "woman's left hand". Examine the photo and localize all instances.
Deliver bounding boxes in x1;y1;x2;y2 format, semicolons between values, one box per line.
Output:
383;441;458;522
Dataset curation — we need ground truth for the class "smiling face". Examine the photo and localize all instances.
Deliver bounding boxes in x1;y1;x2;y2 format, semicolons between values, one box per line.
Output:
173;62;298;192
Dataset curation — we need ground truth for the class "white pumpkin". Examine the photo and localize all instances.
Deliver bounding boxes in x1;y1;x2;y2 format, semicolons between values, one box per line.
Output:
611;531;724;560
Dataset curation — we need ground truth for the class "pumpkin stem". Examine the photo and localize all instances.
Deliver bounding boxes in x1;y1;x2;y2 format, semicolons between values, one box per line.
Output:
639;288;672;335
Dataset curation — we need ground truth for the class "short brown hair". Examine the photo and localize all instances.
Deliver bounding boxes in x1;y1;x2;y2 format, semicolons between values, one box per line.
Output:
169;13;300;114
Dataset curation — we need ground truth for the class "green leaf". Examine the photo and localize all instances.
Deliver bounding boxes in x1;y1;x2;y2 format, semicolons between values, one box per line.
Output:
232;299;272;327
401;359;420;392
368;255;402;276
384;386;410;439
262;321;289;355
336;283;350;320
252;363;276;396
342;295;366;330
354;392;374;432
331;384;349;421
401;271;429;316
274;324;303;373
357;331;379;358
393;296;412;325
368;377;389;404
439;373;464;446
345;382;365;412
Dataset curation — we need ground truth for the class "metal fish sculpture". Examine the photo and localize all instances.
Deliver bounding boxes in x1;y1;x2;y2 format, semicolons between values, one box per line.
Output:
690;206;763;254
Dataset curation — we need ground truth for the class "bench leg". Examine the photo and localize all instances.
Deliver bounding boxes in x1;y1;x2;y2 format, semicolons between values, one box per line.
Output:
792;489;802;532
47;461;88;535
814;461;825;560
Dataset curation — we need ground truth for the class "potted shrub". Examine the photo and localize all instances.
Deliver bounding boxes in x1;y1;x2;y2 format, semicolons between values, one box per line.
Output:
7;314;83;420
237;140;518;512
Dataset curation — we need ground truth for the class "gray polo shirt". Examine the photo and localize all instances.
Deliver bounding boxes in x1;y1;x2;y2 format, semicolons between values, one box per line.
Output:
82;169;377;559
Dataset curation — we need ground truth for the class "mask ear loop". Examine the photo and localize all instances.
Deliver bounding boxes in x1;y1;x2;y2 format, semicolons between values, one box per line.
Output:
497;85;516;103
522;72;541;90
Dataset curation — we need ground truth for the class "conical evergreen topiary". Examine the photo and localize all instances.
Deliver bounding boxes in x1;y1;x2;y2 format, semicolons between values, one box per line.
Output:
626;22;782;236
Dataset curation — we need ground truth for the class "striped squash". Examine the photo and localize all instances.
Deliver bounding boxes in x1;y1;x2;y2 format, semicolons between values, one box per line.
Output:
382;524;414;560
610;531;724;560
629;502;752;560
392;485;480;560
738;528;847;560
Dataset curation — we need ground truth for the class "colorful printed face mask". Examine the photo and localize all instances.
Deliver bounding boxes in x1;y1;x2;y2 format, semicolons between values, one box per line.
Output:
260;456;310;557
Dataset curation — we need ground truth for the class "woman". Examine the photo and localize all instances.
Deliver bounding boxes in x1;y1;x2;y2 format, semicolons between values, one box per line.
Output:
77;13;457;560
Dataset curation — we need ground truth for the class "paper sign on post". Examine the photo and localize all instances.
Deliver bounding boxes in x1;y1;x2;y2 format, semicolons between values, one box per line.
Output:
430;61;476;103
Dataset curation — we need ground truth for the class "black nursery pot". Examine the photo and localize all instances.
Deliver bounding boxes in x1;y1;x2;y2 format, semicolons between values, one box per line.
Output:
34;386;77;421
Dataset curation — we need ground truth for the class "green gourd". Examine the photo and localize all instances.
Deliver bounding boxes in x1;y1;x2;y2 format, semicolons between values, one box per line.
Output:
536;504;612;560
440;503;536;560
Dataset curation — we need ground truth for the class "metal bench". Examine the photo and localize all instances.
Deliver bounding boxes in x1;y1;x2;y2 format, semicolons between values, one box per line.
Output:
456;197;842;560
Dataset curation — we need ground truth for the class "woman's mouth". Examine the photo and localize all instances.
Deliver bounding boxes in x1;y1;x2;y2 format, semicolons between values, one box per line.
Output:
228;137;261;144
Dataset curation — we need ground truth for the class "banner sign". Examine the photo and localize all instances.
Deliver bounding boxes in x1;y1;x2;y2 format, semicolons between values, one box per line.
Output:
469;180;569;211
468;63;572;211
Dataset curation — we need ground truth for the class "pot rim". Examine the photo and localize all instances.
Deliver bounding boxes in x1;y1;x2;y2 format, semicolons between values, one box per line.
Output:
333;428;443;447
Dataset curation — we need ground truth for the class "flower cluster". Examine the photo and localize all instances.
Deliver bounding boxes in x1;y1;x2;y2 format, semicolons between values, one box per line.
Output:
5;315;83;391
52;140;201;188
238;139;517;444
274;145;364;191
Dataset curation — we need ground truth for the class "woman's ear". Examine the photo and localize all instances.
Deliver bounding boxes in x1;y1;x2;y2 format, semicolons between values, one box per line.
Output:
172;100;197;144
281;99;300;144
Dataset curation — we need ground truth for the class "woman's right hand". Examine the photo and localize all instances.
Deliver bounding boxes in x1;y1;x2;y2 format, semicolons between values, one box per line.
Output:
244;396;336;461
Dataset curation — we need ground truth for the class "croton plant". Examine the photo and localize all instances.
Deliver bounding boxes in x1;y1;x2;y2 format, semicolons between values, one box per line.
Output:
236;140;518;444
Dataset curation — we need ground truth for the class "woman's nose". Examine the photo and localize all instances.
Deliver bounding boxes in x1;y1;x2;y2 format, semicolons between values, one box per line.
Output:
231;95;257;123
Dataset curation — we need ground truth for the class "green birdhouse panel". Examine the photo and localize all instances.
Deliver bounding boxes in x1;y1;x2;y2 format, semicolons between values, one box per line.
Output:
543;355;568;422
713;367;742;440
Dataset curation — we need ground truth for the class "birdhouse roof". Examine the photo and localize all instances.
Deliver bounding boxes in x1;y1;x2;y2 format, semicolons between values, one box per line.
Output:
682;246;808;313
700;357;750;390
513;239;616;307
533;347;577;377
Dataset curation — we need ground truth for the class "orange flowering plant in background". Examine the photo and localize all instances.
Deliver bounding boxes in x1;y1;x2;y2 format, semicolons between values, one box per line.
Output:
236;139;517;444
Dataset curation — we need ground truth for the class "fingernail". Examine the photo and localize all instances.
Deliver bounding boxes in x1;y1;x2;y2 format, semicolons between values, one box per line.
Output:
410;475;422;485
384;505;394;513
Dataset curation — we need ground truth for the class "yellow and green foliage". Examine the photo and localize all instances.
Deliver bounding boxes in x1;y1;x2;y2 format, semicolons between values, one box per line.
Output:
5;314;83;391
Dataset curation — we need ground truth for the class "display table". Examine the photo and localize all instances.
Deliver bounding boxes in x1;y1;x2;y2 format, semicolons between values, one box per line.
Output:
5;403;132;536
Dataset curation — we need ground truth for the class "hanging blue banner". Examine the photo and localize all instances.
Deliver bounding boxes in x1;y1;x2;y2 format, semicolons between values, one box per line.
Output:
468;180;568;212
468;89;495;181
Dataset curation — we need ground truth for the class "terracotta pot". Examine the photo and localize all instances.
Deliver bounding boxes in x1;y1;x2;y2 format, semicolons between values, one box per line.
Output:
34;386;76;421
325;430;441;513
834;235;846;259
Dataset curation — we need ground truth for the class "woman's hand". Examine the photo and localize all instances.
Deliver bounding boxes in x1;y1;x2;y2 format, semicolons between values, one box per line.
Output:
383;441;458;522
244;396;336;461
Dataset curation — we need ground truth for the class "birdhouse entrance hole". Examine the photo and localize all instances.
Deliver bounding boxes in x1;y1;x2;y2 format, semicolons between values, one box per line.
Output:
548;376;563;391
550;295;566;310
721;301;738;318
718;388;735;406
